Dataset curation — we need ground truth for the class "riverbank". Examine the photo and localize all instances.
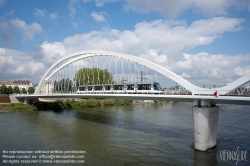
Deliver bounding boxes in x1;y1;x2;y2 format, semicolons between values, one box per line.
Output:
37;98;133;110
0;99;170;112
0;103;37;112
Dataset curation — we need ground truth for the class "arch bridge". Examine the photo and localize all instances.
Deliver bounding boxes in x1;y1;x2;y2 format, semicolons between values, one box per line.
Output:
17;50;250;152
35;50;250;97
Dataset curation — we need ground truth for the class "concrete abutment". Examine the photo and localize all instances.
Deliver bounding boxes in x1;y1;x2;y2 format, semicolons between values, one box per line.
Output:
193;100;220;151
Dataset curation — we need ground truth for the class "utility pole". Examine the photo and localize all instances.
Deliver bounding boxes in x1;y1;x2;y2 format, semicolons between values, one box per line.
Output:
135;71;148;83
120;76;127;84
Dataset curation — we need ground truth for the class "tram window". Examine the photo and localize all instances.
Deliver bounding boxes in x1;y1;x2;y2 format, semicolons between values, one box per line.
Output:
94;86;102;91
138;84;151;90
146;85;151;90
88;86;92;91
105;85;111;90
79;87;86;91
127;85;134;90
114;85;123;90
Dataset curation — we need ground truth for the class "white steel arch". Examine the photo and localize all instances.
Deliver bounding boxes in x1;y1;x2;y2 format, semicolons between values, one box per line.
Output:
35;50;250;95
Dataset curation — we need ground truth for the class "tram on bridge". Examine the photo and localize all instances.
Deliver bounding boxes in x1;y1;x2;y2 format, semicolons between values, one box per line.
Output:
76;82;164;94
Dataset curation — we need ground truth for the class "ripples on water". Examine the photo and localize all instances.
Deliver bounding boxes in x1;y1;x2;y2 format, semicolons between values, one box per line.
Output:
0;102;249;166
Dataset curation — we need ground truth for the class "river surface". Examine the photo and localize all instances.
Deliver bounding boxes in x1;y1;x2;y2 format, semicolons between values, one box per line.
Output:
0;102;249;166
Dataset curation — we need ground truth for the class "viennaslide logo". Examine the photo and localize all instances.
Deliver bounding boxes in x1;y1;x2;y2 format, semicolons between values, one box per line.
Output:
219;146;248;165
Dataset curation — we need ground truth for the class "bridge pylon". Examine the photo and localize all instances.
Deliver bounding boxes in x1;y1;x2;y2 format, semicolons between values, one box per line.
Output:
193;100;220;151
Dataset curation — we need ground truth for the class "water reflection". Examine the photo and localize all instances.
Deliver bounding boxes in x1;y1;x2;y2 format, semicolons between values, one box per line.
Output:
0;103;249;165
194;149;217;166
72;108;192;139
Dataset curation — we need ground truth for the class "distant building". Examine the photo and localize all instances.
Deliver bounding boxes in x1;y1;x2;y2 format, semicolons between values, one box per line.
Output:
0;81;12;87
40;82;53;94
33;84;38;90
12;80;33;90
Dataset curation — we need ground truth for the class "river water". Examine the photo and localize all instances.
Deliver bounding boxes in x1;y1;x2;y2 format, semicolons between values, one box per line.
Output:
0;102;249;166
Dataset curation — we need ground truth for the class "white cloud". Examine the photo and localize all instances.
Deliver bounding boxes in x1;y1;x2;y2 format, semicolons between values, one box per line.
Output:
81;0;120;7
234;66;250;76
0;48;5;54
0;48;46;82
124;0;250;17
34;8;46;17
39;41;67;64
68;0;119;18
180;72;191;79
92;0;121;7
91;11;106;22
173;52;250;85
28;17;248;86
9;18;42;43
4;10;15;16
68;0;79;17
0;0;5;6
50;12;58;20
72;21;78;28
125;0;190;18
86;17;239;58
0;20;13;43
139;49;167;65
36;17;243;62
34;8;59;20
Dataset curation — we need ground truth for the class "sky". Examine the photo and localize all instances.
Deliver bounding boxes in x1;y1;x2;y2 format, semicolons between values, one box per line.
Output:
0;0;250;87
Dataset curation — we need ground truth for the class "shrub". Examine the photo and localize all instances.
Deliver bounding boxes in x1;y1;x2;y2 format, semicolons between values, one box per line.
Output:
124;99;133;105
114;99;118;105
103;99;110;106
53;100;65;110
109;99;115;106
103;99;115;106
0;104;37;111
79;100;87;108
117;99;125;105
97;100;101;106
64;99;72;108
72;101;81;108
86;98;97;107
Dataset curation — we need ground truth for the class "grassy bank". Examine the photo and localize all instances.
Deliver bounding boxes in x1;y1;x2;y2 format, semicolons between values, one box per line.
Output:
0;99;168;112
0;103;37;112
38;98;133;110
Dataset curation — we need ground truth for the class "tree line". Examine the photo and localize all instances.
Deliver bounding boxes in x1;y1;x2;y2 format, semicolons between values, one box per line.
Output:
53;78;73;93
0;85;35;95
53;68;114;93
74;68;114;86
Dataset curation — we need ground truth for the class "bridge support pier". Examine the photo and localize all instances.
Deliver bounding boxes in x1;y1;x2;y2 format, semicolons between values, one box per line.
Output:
24;98;29;104
24;98;38;104
193;100;220;151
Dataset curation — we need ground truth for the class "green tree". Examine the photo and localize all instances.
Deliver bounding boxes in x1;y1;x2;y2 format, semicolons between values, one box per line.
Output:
28;87;35;94
8;86;13;94
1;85;8;94
74;68;114;88
54;78;73;93
21;88;27;94
13;86;20;94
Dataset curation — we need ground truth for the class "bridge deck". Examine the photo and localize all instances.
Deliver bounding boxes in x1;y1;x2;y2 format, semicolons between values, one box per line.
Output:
15;94;250;105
